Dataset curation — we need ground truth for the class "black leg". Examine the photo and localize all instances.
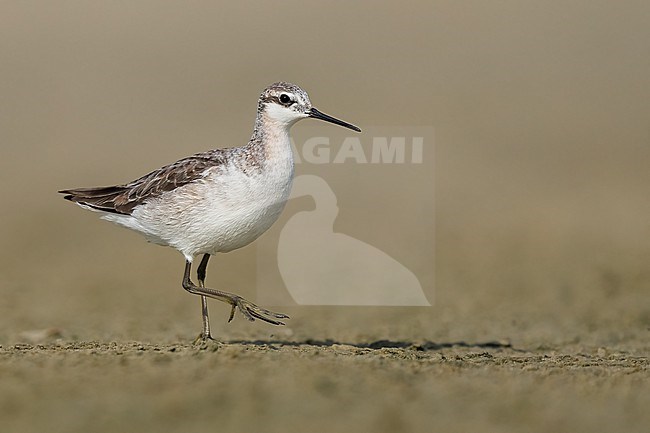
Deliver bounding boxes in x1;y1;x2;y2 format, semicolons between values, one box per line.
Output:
182;260;289;327
197;254;210;285
196;254;212;341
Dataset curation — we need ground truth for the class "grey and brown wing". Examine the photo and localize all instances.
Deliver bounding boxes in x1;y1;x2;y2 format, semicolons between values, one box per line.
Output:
59;151;226;215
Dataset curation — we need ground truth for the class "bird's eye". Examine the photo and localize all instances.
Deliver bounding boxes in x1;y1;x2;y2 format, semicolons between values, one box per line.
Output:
279;93;292;105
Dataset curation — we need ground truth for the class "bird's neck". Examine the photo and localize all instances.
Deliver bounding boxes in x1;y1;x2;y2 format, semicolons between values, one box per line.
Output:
249;110;294;165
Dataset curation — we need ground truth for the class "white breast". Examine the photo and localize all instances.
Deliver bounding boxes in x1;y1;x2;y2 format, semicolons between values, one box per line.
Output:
102;146;294;262
99;111;297;261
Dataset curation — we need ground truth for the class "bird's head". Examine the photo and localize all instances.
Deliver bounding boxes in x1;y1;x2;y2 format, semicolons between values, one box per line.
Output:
258;82;361;132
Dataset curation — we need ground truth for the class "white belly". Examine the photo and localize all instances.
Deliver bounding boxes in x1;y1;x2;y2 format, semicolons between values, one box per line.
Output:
104;159;294;261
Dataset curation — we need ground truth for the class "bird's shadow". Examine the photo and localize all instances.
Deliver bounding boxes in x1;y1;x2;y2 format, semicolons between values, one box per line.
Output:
226;338;518;352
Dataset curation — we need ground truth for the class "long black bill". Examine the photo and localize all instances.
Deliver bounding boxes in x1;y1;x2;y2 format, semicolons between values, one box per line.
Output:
308;107;361;132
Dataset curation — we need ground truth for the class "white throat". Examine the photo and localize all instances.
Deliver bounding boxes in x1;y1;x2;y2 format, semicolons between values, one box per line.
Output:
263;103;307;128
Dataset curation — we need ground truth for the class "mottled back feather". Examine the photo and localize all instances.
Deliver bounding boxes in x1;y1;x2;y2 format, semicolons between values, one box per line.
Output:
60;150;228;215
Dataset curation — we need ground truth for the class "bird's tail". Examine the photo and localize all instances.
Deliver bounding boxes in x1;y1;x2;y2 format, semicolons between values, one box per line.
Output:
58;186;129;215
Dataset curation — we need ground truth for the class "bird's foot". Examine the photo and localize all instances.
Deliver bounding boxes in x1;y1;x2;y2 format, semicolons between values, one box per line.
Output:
192;330;217;344
192;332;222;351
184;280;289;326
226;296;289;326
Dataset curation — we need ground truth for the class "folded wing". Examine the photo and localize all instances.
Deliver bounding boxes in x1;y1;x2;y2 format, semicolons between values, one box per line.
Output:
59;150;227;215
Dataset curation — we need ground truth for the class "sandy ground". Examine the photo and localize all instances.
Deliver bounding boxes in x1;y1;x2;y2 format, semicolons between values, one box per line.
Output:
1;337;648;433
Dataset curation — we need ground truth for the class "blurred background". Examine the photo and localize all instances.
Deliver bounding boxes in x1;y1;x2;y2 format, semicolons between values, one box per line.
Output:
1;1;648;348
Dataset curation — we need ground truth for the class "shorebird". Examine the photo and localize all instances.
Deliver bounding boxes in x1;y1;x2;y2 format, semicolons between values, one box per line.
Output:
59;82;361;340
